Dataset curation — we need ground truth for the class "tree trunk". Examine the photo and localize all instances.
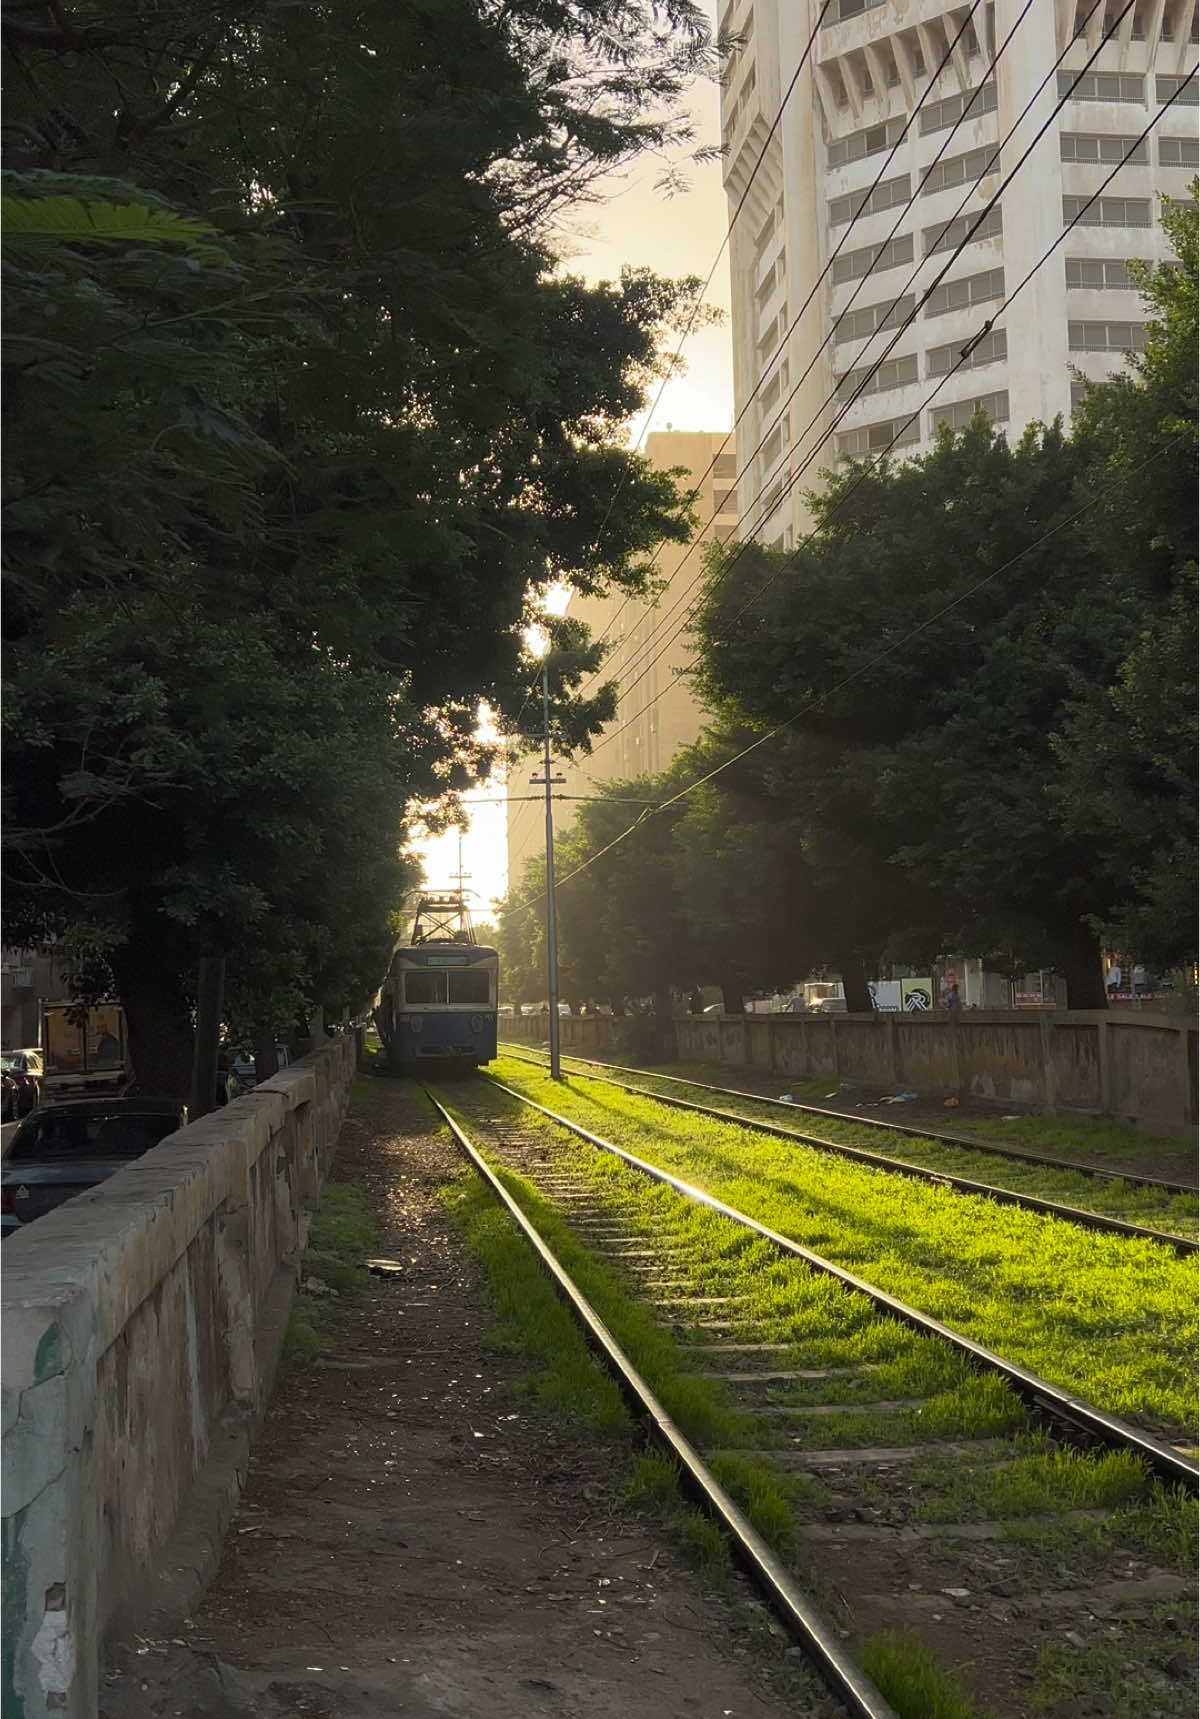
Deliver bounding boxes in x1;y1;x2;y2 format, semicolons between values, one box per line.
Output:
718;973;743;1015
254;1032;280;1085
109;943;194;1103
838;958;873;1014
1060;923;1108;1010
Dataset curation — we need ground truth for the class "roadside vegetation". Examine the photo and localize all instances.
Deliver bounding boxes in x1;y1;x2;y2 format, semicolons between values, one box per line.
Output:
490;1058;1198;1439
280;1179;378;1371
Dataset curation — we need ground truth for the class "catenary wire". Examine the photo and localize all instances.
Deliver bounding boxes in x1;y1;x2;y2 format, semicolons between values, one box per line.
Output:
579;0;837;660
584;1;1155;752
585;0;1118;722
501;83;1191;923
575;0;997;693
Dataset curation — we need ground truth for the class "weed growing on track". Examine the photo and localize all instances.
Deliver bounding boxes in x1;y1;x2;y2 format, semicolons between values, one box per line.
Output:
491;1058;1198;1437
439;1173;628;1432
543;1055;1199;1239
860;1632;979;1719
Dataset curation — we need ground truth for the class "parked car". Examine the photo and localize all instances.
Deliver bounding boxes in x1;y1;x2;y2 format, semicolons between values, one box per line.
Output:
230;1047;291;1089
1;1049;44;1121
809;997;848;1014
1;1097;187;1238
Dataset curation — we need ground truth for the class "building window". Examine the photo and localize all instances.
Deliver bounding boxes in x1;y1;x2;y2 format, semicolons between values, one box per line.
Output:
713;452;737;479
919;82;997;135
756;257;783;308
835;351;919;400
714;486;738;514
1063;194;1152;227
923;204;1002;256
829;173;910;227
923;266;1005;317
828;115;906;168
836;414;920;457
1065;257;1135;289
1060;132;1149;163
831;232;914;284
1068;320;1147;351
1070;379;1090;412
1157;74;1199;103
921;144;998;195
832;292;916;343
821;0;885;24
1160;135;1200;165
1058;71;1145;102
926;327;1007;377
929;390;1010;434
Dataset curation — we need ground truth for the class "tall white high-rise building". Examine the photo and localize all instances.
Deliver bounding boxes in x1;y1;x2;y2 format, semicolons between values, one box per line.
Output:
719;0;1198;548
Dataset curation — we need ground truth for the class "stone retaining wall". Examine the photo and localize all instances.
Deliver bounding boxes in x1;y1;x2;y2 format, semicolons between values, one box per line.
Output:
503;1009;1196;1134
2;1034;357;1719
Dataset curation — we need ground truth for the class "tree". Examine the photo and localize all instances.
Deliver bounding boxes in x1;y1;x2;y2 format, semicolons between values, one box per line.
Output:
692;422;1130;1007
689;193;1198;1002
1051;192;1198;966
2;0;715;1090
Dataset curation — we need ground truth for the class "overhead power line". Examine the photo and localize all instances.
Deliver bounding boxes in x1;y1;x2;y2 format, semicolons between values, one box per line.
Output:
585;0;1157;757
576;0;998;694
501;79;1192;926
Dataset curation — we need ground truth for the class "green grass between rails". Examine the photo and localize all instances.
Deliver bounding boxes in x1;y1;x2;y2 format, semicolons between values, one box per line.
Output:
438;1080;1196;1719
437;1111;987;1719
490;1057;1199;1442
525;1052;1198;1240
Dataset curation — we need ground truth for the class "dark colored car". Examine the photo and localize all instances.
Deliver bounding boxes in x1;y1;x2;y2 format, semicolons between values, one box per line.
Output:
1;1097;187;1238
1;1049;43;1121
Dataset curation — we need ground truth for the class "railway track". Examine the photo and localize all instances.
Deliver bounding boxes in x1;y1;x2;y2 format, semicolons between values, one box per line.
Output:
500;1043;1198;1253
424;1074;1198;1719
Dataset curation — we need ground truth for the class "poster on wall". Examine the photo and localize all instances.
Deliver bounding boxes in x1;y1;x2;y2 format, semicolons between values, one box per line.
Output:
900;978;933;1012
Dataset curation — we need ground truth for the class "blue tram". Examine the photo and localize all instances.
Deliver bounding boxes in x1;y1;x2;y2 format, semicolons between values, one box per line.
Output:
376;894;498;1075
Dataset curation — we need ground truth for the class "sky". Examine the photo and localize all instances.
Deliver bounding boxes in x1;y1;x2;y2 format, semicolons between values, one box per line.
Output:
416;7;733;918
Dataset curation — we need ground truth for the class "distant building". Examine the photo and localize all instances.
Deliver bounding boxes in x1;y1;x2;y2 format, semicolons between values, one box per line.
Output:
506;429;737;892
719;0;1197;548
1;948;69;1049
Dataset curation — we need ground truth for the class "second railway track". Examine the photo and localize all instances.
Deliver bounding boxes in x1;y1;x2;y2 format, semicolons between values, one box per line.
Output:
500;1043;1199;1252
425;1074;1199;1719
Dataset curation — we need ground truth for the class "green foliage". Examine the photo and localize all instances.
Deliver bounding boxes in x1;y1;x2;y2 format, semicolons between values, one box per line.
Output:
859;1633;979;1719
2;0;713;1090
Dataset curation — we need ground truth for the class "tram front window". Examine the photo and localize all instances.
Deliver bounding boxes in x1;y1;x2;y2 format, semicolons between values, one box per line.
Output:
448;971;490;1004
404;972;446;1004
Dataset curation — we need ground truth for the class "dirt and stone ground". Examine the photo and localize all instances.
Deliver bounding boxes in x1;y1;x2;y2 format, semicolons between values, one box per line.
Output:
101;1081;836;1719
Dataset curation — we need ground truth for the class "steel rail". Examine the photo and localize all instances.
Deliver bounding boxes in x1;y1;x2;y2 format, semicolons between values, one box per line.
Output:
499;1041;1196;1196
498;1047;1197;1256
481;1074;1200;1495
421;1083;900;1719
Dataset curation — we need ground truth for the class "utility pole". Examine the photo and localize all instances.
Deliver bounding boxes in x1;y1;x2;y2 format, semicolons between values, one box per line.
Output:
532;661;565;1079
189;955;226;1121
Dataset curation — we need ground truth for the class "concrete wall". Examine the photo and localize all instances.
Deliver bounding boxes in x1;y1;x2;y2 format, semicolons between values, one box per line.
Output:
503;1009;1197;1134
2;1034;357;1719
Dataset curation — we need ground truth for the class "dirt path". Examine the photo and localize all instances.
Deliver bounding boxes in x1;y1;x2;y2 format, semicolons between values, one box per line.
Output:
103;1081;834;1719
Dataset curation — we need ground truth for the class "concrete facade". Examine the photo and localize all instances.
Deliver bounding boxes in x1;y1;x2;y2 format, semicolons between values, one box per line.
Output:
506;430;737;891
1;1033;357;1719
719;0;1199;548
503;1007;1197;1133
